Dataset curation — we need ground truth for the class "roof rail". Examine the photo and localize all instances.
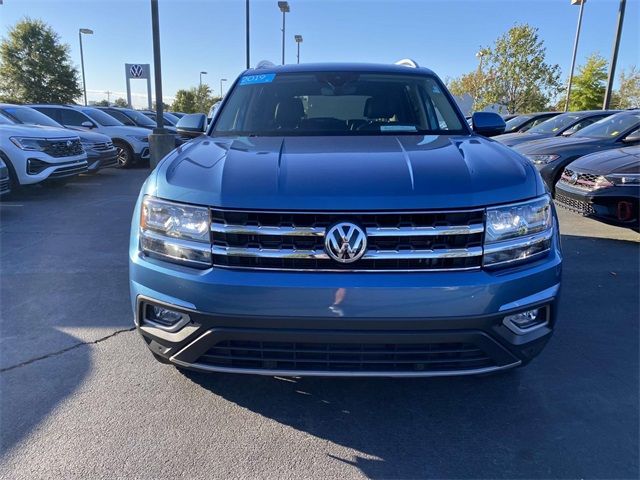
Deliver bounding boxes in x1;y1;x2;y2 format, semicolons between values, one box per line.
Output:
255;60;276;69
394;58;419;68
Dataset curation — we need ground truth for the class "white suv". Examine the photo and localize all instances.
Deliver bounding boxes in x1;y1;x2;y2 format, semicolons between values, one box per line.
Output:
0;114;87;189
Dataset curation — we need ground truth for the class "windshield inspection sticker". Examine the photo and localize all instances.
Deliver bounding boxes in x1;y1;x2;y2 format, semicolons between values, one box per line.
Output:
239;73;276;86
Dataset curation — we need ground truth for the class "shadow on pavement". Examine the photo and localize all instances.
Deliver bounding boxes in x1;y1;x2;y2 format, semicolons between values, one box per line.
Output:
183;234;639;479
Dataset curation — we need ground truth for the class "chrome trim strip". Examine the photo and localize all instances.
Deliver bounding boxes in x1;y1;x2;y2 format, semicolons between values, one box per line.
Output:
210;207;485;215
211;245;482;260
211;224;325;236
367;223;484;236
209;264;482;273
483;228;553;255
169;358;522;377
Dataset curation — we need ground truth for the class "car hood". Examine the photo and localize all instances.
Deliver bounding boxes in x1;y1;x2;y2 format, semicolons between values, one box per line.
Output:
154;135;542;210
494;132;551;147
0;124;82;139
98;125;151;137
64;127;111;143
570;146;640;175
513;135;604;155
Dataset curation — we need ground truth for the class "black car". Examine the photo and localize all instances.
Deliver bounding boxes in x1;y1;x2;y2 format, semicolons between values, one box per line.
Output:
140;110;180;127
0;104;118;172
514;111;640;192
503;112;560;133
555;146;640;227
495;110;618;147
169;112;186;119
501;113;519;122
97;106;169;131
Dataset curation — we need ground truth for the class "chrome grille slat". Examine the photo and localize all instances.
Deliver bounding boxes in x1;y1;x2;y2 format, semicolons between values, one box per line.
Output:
210;208;485;271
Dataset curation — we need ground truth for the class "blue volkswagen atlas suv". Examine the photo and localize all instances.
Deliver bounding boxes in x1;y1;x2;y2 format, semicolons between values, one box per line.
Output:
129;62;562;377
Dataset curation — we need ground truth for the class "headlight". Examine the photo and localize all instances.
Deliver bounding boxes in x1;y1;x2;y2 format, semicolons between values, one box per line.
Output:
605;173;640;186
139;196;211;267
484;196;554;268
9;137;48;151
525;154;559;165
128;135;149;143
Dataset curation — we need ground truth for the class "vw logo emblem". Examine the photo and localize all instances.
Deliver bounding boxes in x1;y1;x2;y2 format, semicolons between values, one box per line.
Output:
66;140;72;147
324;222;367;264
130;64;144;78
569;172;579;185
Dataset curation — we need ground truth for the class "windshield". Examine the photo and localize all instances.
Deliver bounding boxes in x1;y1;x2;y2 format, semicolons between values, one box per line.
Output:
528;113;581;134
573;113;640;139
126;110;156;127
164;112;179;125
504;115;533;130
213;72;466;136
0;114;13;125
1;106;63;127
82;108;124;126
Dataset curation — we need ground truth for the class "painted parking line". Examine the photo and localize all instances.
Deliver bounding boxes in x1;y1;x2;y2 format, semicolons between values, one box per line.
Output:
0;204;24;207
66;182;102;186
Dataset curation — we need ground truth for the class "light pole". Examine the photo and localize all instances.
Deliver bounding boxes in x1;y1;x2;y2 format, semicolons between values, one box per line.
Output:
603;0;627;109
220;78;227;98
246;0;250;68
564;0;586;112
278;1;290;65
78;28;93;106
199;71;208;88
295;34;303;64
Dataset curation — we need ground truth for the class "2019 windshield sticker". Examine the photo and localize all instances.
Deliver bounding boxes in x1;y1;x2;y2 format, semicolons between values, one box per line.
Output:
239;74;276;86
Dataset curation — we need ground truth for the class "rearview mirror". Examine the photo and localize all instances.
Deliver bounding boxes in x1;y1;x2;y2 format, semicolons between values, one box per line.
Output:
176;113;207;138
81;121;95;129
471;112;506;137
622;131;640;144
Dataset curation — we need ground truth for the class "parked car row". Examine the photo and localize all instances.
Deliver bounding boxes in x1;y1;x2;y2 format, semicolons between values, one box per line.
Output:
493;110;640;228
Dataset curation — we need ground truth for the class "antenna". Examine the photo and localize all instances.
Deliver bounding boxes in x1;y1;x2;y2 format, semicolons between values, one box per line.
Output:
394;58;419;68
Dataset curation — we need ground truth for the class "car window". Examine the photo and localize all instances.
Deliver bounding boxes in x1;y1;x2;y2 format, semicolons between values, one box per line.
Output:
504;115;533;131
32;107;63;124
82;108;124;126
574;113;640;139
105;110;135;126
213;71;465;136
60;108;92;127
528;114;581;134
1;106;63;128
125;110;156;127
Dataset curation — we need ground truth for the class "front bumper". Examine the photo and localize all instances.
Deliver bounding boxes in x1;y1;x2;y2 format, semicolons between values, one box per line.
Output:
130;244;562;376
555;181;639;224
87;149;118;172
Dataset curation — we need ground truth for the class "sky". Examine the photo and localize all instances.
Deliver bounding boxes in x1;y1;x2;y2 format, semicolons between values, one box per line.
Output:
1;0;638;107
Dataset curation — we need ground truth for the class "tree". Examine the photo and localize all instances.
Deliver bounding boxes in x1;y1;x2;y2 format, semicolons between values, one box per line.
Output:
93;99;110;107
480;24;562;113
447;70;489;113
113;97;128;107
0;18;82;103
614;66;640;109
171;84;219;113
569;53;608;111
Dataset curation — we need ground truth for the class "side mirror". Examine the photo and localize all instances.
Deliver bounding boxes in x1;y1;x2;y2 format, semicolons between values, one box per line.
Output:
472;112;506;137
81;121;95;129
622;131;640;144
176;113;207;138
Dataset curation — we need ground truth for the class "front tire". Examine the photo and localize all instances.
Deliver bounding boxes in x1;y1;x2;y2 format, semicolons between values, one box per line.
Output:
113;140;134;168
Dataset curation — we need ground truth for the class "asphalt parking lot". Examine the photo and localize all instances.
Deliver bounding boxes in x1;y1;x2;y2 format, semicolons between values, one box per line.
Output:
1;168;638;479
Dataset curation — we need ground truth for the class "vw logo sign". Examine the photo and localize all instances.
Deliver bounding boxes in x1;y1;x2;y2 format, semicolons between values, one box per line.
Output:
66;140;72;147
130;64;144;78
324;222;367;264
570;172;579;185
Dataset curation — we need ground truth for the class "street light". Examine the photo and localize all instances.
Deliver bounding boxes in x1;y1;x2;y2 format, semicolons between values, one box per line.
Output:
295;34;303;64
564;0;586;112
278;1;290;65
603;0;627;109
78;28;93;106
199;71;208;88
219;78;228;98
246;0;250;68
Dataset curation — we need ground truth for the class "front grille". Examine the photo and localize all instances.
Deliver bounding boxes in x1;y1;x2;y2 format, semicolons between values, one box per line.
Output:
555;192;595;215
44;138;84;158
210;209;485;271
559;168;602;191
199;340;495;373
92;141;114;152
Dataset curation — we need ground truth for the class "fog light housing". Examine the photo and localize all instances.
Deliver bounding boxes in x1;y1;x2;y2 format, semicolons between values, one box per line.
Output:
143;303;191;332
503;308;547;334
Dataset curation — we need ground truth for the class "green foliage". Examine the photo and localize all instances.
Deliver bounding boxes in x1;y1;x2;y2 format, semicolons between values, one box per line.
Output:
447;70;488;112
569;53;608;111
113;97;128;107
613;66;640;109
93;99;109;107
478;24;561;113
0;18;82;103
171;84;219;114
